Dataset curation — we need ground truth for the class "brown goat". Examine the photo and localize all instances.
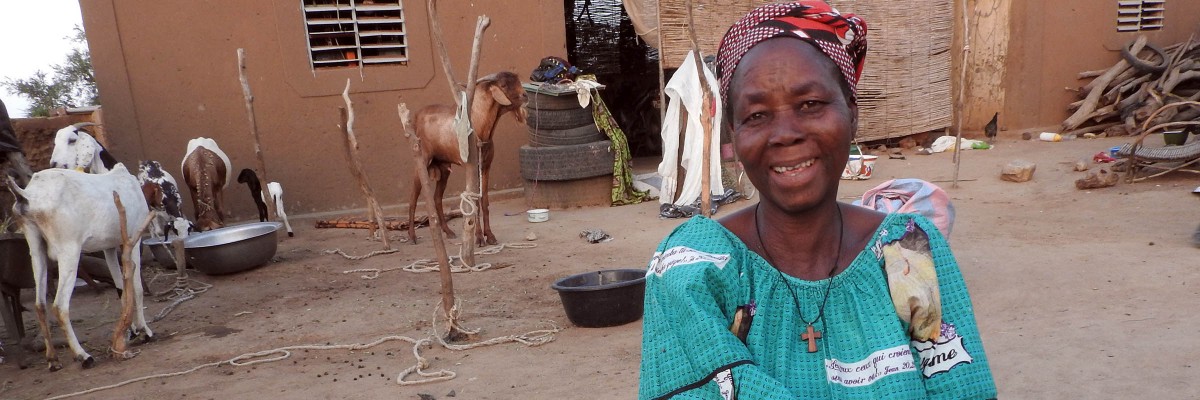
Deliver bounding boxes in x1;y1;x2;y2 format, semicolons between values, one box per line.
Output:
408;72;527;246
181;138;231;232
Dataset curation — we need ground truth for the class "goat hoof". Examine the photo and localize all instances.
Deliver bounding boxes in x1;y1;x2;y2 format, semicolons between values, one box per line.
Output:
288;232;294;237
48;360;63;372
139;333;157;344
81;356;95;369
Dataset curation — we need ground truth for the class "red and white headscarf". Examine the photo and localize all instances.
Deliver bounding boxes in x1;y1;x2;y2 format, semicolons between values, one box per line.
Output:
716;1;868;104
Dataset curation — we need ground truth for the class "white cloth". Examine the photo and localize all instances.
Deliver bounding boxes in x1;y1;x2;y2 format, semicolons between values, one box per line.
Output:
929;135;986;153
658;50;724;206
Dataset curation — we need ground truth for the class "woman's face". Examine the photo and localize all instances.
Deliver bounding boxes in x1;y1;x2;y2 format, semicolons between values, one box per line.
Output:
729;37;857;213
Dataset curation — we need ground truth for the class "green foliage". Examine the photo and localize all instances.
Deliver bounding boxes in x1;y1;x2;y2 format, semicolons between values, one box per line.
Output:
2;26;97;117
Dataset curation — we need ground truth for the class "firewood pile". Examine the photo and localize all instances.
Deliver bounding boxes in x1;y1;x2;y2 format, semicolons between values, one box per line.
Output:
1063;35;1200;137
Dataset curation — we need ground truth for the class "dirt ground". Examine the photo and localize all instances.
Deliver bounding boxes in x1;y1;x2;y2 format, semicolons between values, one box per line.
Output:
2;134;1199;399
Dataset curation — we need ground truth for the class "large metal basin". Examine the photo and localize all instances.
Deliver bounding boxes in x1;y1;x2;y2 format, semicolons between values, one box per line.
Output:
184;222;282;275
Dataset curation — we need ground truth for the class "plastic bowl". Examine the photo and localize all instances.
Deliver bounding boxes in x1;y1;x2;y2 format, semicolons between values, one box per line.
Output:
527;209;550;223
550;269;646;328
184;222;282;275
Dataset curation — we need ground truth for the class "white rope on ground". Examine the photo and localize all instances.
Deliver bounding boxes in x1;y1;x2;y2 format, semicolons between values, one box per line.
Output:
431;301;561;351
338;242;538;279
144;270;213;322
44;303;561;399
323;247;401;260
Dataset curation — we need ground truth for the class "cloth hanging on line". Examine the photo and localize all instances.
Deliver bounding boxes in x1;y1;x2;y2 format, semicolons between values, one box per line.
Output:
453;91;473;164
658;50;725;207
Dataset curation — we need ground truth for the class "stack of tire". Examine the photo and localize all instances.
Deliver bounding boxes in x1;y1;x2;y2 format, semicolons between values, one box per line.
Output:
520;89;614;209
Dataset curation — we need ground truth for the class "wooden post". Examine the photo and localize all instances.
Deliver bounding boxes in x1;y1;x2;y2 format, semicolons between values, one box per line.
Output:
398;103;466;341
951;0;971;188
236;48;277;220
686;0;713;216
339;80;391;249
110;193;154;359
428;0;462;104
458;16;491;266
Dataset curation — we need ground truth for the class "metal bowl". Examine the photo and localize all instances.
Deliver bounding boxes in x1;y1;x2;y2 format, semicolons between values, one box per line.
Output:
184;222;282;275
142;237;179;268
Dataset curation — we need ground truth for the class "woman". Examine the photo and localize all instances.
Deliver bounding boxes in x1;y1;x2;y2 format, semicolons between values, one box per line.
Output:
639;2;996;399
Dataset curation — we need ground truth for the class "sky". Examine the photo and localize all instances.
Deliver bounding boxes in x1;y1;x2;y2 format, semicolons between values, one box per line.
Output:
0;0;85;118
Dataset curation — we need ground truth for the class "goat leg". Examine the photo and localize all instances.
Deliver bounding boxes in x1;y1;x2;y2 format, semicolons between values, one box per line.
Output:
26;226;62;371
478;141;498;246
407;170;423;245
431;163;457;239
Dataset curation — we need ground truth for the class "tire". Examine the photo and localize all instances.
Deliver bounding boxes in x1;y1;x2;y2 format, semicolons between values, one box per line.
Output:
525;106;595;130
1122;40;1168;74
519;140;613;181
525;91;585;111
527;123;606;147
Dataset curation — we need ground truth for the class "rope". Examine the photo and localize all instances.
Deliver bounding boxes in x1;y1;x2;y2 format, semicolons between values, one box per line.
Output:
323;247;401;260
44;302;561;399
145;270;213;322
340;242;538;279
459;191;480;217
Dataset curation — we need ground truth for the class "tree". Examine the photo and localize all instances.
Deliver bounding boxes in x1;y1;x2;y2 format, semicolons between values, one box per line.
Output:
2;26;97;117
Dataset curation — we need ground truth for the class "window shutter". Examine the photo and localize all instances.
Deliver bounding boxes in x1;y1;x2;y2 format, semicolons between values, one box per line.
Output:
303;0;408;69
1118;0;1165;32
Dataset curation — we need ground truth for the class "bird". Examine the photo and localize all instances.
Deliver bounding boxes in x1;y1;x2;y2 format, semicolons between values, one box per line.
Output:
881;241;942;342
984;112;999;144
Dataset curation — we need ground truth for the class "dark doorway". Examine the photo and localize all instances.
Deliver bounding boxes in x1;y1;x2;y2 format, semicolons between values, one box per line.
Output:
563;0;662;158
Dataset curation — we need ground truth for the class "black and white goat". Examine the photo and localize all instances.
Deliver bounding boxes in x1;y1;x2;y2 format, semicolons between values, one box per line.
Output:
138;160;194;240
8;164;153;371
236;168;293;237
48;122;117;173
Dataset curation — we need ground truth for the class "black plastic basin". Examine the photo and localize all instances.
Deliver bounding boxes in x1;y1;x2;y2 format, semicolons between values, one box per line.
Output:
550;269;646;328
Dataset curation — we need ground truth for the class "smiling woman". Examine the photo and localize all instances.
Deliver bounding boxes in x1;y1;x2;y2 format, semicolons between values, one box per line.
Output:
638;2;996;399
0;0;85;117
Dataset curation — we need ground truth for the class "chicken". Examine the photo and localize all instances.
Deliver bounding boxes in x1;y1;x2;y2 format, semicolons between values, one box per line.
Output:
881;241;942;341
984;112;999;144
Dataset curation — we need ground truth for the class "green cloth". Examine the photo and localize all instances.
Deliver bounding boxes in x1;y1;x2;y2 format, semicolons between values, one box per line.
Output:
578;75;651;206
640;213;996;399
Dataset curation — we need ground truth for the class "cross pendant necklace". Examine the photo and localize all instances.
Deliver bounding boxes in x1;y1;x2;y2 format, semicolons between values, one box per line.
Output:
755;203;844;353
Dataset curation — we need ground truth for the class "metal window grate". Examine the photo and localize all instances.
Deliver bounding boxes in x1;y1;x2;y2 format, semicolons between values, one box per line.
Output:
302;0;408;69
1118;0;1165;32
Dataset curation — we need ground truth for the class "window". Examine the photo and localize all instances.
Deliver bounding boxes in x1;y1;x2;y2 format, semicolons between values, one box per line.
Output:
1117;0;1164;32
302;0;408;69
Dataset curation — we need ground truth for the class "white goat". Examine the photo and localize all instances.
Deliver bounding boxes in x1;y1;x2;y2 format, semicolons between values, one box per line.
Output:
8;164;153;371
48;123;116;173
265;182;294;237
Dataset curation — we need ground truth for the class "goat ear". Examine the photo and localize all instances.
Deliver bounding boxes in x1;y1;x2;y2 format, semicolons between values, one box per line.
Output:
490;86;512;106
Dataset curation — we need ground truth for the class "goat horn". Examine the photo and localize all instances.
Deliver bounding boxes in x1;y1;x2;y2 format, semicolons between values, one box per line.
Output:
476;73;498;83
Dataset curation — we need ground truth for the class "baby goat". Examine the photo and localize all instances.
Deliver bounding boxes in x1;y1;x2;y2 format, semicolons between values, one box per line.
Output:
8;164;153;371
236;168;293;237
138;160;193;239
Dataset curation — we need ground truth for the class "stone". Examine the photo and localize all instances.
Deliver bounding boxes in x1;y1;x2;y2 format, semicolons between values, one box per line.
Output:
1073;159;1089;171
898;137;918;149
1021;131;1033;140
1074;166;1118;189
1082;132;1098;139
524;231;538;241
1001;160;1037;182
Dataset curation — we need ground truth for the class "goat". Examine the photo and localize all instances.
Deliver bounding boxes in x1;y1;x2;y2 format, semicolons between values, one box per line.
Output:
48;123;117;173
181;138;231;232
0;99;33;186
408;71;527;246
236;168;269;222
8;164;153;371
138;160;192;239
235;168;293;237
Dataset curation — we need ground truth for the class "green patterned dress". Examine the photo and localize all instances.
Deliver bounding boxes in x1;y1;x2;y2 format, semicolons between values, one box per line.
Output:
640;213;996;399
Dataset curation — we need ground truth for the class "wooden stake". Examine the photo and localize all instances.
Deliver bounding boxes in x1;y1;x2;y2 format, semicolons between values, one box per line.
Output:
339;81;391;249
458;16;490;266
428;0;462;104
236;49;277;221
110;192;155;359
951;0;971;188
398;103;465;342
686;0;713;216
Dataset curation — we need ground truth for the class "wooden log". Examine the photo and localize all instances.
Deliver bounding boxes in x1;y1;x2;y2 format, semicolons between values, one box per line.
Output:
952;0;970;187
686;0;713;216
315;211;464;231
236;49;277;221
110;193;155;360
459;16;490;265
1077;69;1107;80
1065;37;1146;131
428;0;462;103
339;81;390;249
1063;121;1121;138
